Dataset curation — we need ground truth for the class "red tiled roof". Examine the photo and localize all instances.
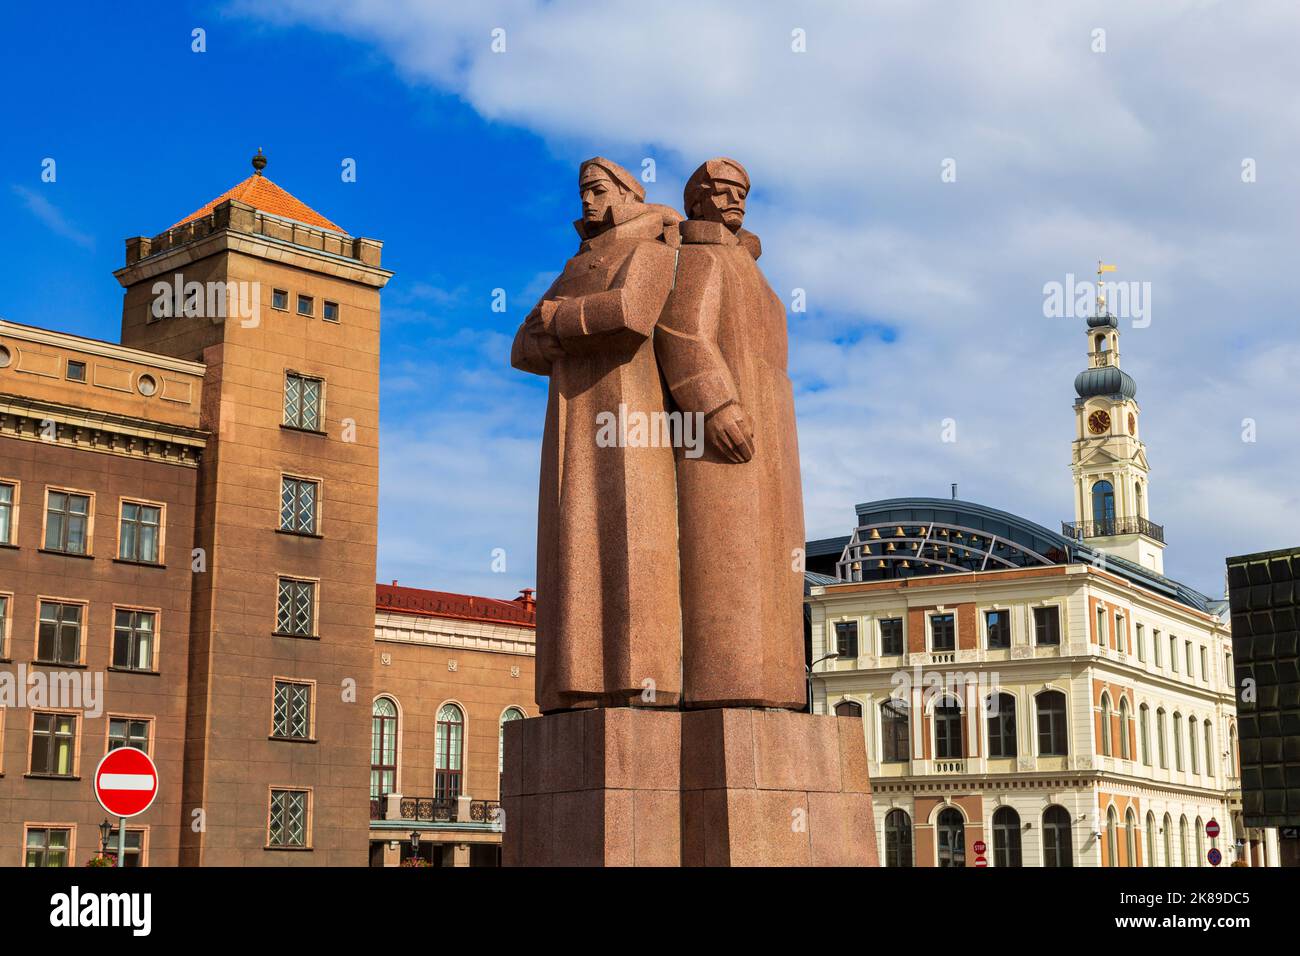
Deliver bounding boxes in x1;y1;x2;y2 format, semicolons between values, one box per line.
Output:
169;174;345;234
376;583;536;628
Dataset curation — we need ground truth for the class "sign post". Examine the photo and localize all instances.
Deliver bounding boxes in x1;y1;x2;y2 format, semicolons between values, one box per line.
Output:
93;747;158;868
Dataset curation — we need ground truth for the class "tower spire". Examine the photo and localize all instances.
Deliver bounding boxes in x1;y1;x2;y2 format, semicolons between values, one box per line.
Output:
251;147;267;176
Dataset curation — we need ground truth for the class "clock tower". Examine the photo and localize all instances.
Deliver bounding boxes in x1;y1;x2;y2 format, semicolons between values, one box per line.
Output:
1066;267;1165;573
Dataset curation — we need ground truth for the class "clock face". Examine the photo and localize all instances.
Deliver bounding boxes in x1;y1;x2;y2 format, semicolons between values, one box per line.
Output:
1128;412;1136;435
1088;410;1111;435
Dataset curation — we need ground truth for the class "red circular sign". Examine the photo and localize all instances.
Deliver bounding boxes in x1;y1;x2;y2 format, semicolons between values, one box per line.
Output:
972;840;987;855
94;747;158;818
974;855;988;867
1206;819;1220;839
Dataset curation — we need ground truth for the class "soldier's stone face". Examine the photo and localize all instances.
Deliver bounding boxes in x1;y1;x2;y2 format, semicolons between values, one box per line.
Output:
580;170;622;225
693;178;747;231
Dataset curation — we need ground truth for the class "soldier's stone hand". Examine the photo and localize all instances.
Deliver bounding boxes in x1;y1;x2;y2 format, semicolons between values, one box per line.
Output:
538;298;562;331
706;403;755;463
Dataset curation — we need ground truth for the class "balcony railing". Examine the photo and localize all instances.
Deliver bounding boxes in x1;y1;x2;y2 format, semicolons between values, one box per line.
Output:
371;795;502;825
1062;517;1164;544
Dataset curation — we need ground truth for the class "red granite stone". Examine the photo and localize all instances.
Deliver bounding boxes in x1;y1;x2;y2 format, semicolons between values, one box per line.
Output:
809;791;879;867
751;710;840;792
837;715;872;793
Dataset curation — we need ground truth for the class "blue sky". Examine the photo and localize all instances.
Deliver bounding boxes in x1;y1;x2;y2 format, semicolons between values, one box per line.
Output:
2;1;1298;600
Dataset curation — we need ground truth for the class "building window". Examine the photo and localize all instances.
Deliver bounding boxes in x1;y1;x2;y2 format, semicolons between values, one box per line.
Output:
66;360;86;383
881;698;910;762
1139;704;1151;765
499;706;525;777
1104;807;1118;867
436;703;465;801
1033;606;1060;646
1118;697;1131;759
1187;715;1198;774
1179;816;1189;866
0;481;14;545
272;289;289;311
30;713;76;776
37;601;82;665
24;827;71;867
1091;479;1115;527
1195;817;1205;867
371;698;398;813
0;593;8;657
930;613;955;652
112;609;156;671
323;300;340;322
1114;613;1125;652
104;827;144;867
1036;691;1068;756
1163;814;1173;865
1169;635;1178;672
1096;606;1107;645
992;806;1022;867
884;809;912;867
1204;720;1214;777
268;790;309;848
833;700;862;718
283;373;323;431
986;693;1016;758
1126;810;1138;867
118;501;162;563
1136;623;1145;662
1042;805;1073;867
1099;692;1113;756
1156;708;1167;768
44;490;91;554
273;681;312;740
1146;812;1158;867
985;609;1010;650
934;696;962;759
280;477;319;534
1173;711;1183;770
879;617;903;655
936;808;965;867
1153;629;1162;667
108;717;150;753
297;294;314;317
1199;646;1208;681
834;621;858;659
275;578;315;637
1186;641;1194;678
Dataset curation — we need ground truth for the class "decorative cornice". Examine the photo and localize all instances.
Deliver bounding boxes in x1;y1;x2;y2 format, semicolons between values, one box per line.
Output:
0;320;205;376
0;393;206;467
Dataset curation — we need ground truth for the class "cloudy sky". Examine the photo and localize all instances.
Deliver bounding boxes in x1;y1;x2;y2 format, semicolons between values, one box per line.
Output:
3;1;1297;600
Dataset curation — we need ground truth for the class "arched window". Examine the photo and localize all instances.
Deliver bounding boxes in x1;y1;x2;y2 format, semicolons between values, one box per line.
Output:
1145;812;1157;867
1229;723;1238;776
499;706;525;776
435;703;464;801
834;700;863;718
1118;697;1131;759
881;698;910;763
1134;481;1144;518
1043;805;1073;867
1172;711;1183;771
1195;816;1205;867
934;697;963;759
1163;814;1174;866
1204;721;1214;777
1188;715;1198;774
1099;693;1113;756
1105;806;1119;867
1156;708;1168;768
936;808;965;867
1139;704;1151;765
1179;816;1190;866
1092;480;1116;528
992;806;1022;867
986;693;1016;758
1037;691;1068;756
884;809;912;867
1126;809;1138;867
371;697;398;814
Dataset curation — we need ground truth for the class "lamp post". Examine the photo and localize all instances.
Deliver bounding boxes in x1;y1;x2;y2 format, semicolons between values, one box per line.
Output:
806;651;839;714
98;819;112;858
409;829;421;862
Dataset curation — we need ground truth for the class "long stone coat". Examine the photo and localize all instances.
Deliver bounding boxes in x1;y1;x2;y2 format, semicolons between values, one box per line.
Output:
655;219;806;709
511;204;683;713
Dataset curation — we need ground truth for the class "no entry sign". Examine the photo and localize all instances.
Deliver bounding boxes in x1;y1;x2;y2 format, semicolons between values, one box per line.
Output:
94;747;158;818
1206;819;1220;839
974;855;988;867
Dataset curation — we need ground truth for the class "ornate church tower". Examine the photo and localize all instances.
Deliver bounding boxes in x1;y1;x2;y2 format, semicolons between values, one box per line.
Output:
1066;265;1165;573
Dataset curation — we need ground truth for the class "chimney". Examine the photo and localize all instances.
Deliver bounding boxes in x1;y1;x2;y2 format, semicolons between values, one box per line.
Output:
517;588;536;609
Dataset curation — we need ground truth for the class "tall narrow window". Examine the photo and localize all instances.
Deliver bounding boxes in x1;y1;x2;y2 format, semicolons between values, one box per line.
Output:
0;482;14;544
986;693;1016;758
1170;635;1178;672
879;618;904;655
934;697;963;759
1186;641;1195;678
1188;715;1198;774
108;717;150;752
268;790;309;848
1145;812;1157;867
44;490;90;554
1105;807;1118;867
280;477;319;534
38;602;81;665
1037;691;1068;756
985;609;1010;649
1163;814;1173;865
118;501;161;563
499;706;525;777
834;621;858;658
1195;817;1205;867
1043;805;1073;867
283;373;323;431
30;713;76;775
112;609;155;671
1092;480;1115;531
1139;704;1151;765
936;808;965;867
992;807;1022;867
435;703;464;801
1118;697;1131;759
1179;816;1189;866
1157;708;1168;768
1126;810;1138;867
930;613;955;652
1199;646;1208;681
0;593;8;656
1153;629;1162;667
1173;711;1184;770
1136;623;1145;661
1204;721;1215;778
371;698;398;815
272;681;312;739
1033;606;1060;645
884;809;912;867
276;578;316;637
1099;693;1113;756
881;698;910;762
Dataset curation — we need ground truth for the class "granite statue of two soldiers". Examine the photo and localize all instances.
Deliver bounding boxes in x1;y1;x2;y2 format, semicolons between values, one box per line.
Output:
511;156;804;715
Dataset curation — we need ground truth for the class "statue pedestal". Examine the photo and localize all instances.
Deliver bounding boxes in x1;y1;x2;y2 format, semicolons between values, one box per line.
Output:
501;706;877;866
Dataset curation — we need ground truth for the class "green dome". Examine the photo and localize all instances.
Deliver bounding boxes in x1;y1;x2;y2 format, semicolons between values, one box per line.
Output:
1075;366;1136;400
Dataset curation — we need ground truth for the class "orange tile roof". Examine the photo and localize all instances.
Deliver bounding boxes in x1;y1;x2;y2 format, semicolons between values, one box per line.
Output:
169;173;345;234
376;583;537;628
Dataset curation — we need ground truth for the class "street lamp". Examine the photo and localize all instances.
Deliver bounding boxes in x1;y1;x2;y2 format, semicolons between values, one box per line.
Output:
408;829;421;859
99;819;112;856
806;651;839;714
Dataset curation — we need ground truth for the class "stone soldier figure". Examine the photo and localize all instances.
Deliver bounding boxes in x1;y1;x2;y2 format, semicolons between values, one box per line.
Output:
656;157;806;709
511;157;683;714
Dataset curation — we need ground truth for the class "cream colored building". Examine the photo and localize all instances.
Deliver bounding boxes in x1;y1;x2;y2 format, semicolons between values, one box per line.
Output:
805;301;1278;867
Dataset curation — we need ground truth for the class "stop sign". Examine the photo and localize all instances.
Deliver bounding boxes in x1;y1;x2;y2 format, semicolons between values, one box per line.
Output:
973;840;987;855
1206;819;1220;839
94;747;158;818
